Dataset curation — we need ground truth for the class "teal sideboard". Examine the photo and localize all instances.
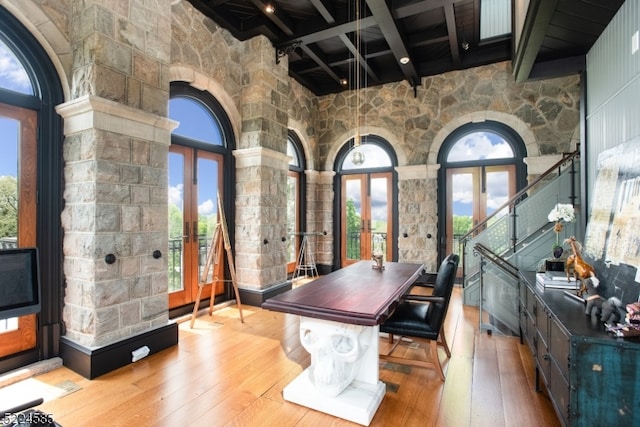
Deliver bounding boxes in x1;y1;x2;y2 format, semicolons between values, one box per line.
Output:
519;272;640;426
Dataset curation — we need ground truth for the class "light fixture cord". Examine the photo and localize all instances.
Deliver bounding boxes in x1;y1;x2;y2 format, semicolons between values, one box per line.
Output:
355;0;361;148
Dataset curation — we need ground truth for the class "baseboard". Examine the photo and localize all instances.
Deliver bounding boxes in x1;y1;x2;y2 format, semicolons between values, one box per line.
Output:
0;349;39;377
317;263;333;275
60;322;178;379
239;280;292;306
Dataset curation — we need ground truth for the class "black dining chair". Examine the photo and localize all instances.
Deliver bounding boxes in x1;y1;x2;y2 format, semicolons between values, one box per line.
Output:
379;253;460;380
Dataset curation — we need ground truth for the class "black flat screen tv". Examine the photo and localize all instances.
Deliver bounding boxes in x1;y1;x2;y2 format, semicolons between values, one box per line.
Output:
0;247;41;320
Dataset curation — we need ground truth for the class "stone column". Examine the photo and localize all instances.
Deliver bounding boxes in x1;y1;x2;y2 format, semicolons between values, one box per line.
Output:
56;0;176;378
396;164;440;271
306;170;335;272
233;36;291;303
233;147;290;292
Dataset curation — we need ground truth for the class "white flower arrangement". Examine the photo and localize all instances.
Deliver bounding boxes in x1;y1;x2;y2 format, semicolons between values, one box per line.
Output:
548;203;575;223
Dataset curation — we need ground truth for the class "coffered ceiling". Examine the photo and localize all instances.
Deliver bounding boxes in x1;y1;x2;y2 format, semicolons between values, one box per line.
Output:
186;0;625;96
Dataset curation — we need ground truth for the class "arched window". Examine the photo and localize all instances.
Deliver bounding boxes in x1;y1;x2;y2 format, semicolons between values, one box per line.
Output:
340;142;393;170
167;82;234;313
286;131;306;276
438;121;526;259
0;7;64;371
335;135;398;267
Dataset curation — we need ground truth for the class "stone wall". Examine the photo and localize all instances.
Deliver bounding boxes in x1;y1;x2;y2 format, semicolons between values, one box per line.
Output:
301;61;581;270
58;0;174;348
314;62;580;166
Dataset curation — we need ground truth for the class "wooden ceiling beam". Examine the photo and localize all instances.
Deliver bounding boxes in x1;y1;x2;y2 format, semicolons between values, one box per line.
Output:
513;0;558;83
366;0;420;87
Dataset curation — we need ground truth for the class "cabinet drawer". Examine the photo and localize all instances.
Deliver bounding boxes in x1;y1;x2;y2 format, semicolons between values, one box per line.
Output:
535;330;549;384
524;311;535;348
549;356;570;426
535;296;549;346
549;316;570;380
526;286;536;317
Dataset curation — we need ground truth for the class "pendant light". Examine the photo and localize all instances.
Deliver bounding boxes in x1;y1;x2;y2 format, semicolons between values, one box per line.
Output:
351;0;365;166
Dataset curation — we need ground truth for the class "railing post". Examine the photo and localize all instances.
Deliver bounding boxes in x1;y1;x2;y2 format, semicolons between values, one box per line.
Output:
511;203;518;254
462;238;467;288
569;156;578;207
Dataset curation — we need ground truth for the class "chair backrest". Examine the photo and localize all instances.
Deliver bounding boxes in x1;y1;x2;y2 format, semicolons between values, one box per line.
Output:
426;253;460;329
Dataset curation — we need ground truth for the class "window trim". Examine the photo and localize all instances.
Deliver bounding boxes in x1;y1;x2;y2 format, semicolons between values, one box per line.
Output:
287;131;306;275
333;135;398;268
168;82;236;313
0;5;65;373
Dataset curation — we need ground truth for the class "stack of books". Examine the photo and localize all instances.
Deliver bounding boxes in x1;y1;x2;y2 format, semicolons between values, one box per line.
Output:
536;272;578;290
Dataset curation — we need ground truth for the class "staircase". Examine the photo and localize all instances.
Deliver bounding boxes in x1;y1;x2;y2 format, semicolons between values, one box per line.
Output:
460;150;582;336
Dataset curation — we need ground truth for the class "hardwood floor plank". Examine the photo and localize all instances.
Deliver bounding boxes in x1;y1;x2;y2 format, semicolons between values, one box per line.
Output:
434;353;473;426
470;334;506;427
495;337;559;427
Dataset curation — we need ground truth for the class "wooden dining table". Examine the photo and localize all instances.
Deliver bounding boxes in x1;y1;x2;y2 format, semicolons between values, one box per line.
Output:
262;260;424;426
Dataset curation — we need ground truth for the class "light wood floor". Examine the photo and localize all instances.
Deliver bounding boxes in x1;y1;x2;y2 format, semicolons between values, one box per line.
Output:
27;286;560;427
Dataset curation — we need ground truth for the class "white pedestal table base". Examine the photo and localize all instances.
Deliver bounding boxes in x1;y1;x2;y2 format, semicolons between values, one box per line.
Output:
283;317;385;426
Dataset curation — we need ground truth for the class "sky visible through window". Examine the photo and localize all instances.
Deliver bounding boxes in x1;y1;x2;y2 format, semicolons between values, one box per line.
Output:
168;98;223;218
449;131;514;216
0;40;31;179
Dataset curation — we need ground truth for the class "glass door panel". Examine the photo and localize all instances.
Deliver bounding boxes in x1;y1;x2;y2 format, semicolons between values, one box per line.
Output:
196;153;223;297
485;167;513;219
168;149;186;296
286;172;299;274
370;174;391;261
0;104;37;358
342;175;366;265
448;169;478;257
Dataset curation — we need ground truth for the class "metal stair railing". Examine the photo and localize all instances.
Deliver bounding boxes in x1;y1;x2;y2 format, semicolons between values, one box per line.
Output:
474;243;519;335
460;150;581;332
461;150;580;288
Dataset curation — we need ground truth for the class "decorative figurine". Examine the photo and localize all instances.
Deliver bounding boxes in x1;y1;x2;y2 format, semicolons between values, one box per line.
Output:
564;236;597;296
372;253;384;271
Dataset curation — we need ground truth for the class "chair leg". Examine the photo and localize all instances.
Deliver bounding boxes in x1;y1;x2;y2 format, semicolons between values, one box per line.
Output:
438;326;451;358
380;337;447;381
430;339;445;381
385;334;403;355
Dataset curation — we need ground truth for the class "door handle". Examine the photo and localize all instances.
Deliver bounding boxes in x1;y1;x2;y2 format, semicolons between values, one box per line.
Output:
192;221;198;243
184;222;190;243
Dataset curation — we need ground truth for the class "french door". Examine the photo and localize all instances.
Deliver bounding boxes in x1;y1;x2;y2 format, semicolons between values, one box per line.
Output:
341;172;393;266
286;170;300;274
168;146;224;309
446;165;516;256
0;104;37;358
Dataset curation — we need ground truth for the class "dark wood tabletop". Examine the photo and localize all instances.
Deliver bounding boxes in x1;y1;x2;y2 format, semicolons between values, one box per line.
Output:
262;261;424;326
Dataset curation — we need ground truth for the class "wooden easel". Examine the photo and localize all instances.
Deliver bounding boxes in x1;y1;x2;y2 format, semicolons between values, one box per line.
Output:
190;192;243;327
